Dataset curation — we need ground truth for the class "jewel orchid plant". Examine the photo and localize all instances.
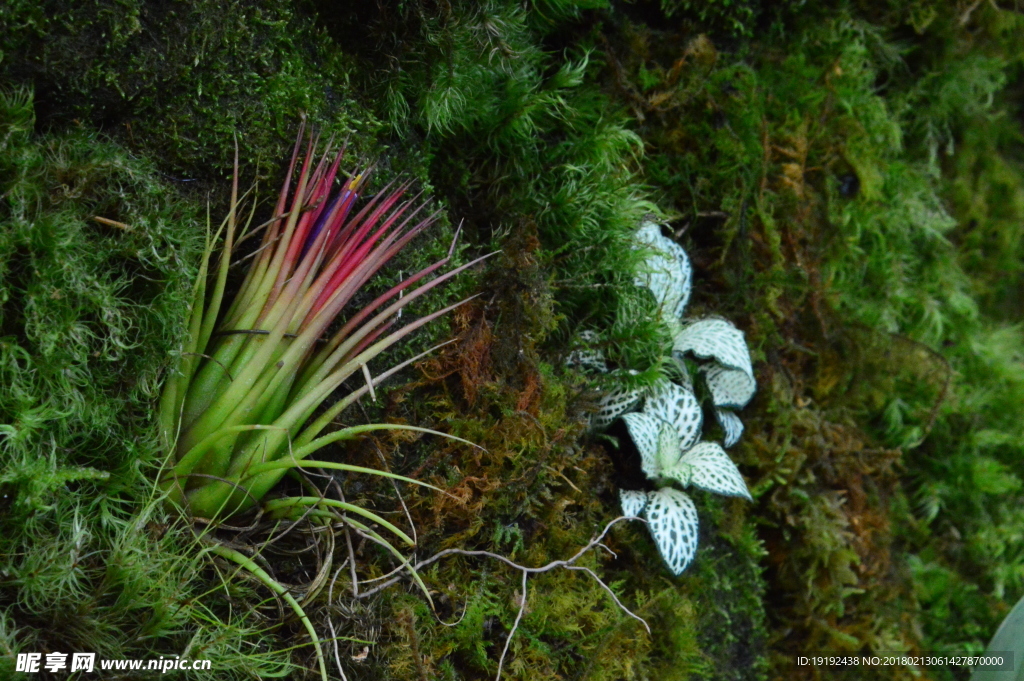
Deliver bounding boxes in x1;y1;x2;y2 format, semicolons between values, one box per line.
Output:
570;221;756;575
158;128;486;523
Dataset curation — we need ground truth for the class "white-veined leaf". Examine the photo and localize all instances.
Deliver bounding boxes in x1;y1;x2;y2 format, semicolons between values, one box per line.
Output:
635;222;692;320
645;378;702;450
655;418;682;472
701;363;756;409
644;487;700;575
679;442;751;499
568;348;608;374
622;412;663;478
620;489;649;517
715;408;744;447
673;357;693;391
673;318;753;377
567;330;609;374
591;381;643;430
661;460;693;488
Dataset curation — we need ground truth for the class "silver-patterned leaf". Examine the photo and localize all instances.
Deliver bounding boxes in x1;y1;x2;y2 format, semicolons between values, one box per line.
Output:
568;348;609;374
591;382;643;430
674;358;693;391
645;378;702;451
644;487;700;575
620;489;649;517
622;412;663;478
567;330;609;374
673;318;753;376
655;418;682;472
701;363;756;409
635;222;692;320
679;442;752;499
715;408;744;447
660;459;693;488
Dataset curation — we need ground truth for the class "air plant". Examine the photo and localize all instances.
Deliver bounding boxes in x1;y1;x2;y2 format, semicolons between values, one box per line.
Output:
148;128;487;680
570;220;756;575
158;127;484;520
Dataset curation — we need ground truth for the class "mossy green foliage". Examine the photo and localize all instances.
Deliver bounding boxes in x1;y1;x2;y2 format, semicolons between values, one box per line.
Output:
656;0;804;38
0;90;308;678
0;0;479;372
0;0;374;187
600;1;1024;678
0;87;198;517
301;3;768;676
3;0;1024;679
320;242;766;678
2;1;758;675
319;0;670;371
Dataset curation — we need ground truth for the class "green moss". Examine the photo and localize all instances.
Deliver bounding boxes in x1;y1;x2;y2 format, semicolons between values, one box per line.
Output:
1;0;377;187
0;89;304;679
656;0;803;37
601;4;1024;677
0;88;199;512
3;0;1024;678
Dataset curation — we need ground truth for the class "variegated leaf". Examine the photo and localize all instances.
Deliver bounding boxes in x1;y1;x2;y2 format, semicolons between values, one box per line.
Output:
673;318;753;377
620;489;649;517
645;378;702;451
634;222;692;320
679;442;751;499
715;408;744;448
645;487;700;575
625;412;687;479
591;381;643;430
568;348;609;374
567;330;609;374
701;363;756;409
622;412;663;478
660;460;693;488
674;358;693;391
655;418;682;473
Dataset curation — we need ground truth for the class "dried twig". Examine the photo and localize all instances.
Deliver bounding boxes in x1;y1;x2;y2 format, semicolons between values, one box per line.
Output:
496;571;528;681
373;442;417;546
354;516;650;678
959;0;986;25
326;560;350;681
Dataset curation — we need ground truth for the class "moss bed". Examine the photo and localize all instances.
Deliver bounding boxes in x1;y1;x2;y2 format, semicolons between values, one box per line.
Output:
2;1;1023;679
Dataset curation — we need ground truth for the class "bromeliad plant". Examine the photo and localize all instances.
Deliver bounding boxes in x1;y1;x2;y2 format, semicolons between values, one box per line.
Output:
158;127;485;521
151;129;488;680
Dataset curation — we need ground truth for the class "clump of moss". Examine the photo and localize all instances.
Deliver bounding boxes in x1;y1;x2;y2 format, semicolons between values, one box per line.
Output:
321;1;670;370
0;0;376;186
0;89;309;679
601;3;1024;677
0;87;198;516
6;0;1024;679
655;0;803;38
